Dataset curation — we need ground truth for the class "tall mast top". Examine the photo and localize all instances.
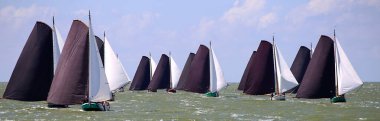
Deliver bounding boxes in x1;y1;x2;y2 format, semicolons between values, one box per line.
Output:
310;42;313;58
272;33;275;45
88;10;91;21
52;16;55;26
103;31;106;39
334;29;336;39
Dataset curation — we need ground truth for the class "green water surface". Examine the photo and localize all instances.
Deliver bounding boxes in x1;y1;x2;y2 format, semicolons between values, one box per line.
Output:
0;82;379;120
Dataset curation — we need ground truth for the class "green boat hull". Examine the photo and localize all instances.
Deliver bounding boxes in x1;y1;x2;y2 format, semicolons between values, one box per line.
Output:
81;102;110;111
331;96;346;103
205;92;219;97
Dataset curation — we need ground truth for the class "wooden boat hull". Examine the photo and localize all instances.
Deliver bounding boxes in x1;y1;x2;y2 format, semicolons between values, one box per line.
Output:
81;102;110;111
47;103;68;108
167;89;176;93
205;92;219;97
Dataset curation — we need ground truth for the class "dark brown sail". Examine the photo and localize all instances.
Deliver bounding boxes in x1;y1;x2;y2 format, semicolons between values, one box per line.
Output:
238;51;256;90
95;36;104;65
129;56;151;90
183;45;210;93
296;35;335;98
47;20;89;105
147;54;170;92
243;40;275;95
3;22;53;101
176;53;195;90
286;46;311;93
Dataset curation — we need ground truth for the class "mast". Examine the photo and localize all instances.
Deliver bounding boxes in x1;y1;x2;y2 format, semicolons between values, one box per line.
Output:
169;51;172;88
103;31;106;68
88;10;91;103
209;41;213;92
310;42;313;58
150;52;153;80
333;29;339;96
272;34;279;95
53;16;55;27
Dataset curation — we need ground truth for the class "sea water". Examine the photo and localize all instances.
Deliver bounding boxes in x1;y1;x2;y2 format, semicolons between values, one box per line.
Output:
0;82;379;120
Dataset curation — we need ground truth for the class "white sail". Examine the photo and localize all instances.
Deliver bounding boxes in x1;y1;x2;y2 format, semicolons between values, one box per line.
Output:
335;38;363;95
209;47;227;92
52;20;65;73
170;56;181;89
274;44;299;93
88;15;111;102
104;36;130;91
209;47;217;92
150;56;157;78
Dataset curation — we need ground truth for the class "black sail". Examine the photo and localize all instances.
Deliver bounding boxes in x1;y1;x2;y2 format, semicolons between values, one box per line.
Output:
95;36;104;65
47;20;89;105
243;40;275;95
287;46;311;93
176;53;195;90
184;45;210;93
147;54;170;92
3;22;53;101
129;56;151;90
296;35;335;98
238;51;256;90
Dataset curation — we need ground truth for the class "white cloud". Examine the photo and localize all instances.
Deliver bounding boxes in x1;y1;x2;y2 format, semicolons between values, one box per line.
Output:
121;12;159;32
258;12;276;29
306;0;336;14
286;0;358;24
193;0;276;40
197;19;215;39
0;5;52;29
221;0;265;26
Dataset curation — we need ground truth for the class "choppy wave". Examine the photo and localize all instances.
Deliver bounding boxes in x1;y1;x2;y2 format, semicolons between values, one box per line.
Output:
0;82;379;120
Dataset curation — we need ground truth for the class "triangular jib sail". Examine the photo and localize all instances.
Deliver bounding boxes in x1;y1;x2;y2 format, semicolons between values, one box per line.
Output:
335;38;363;95
88;12;111;102
170;55;181;89
209;44;227;93
52;17;65;73
273;43;298;93
104;36;130;91
150;55;157;79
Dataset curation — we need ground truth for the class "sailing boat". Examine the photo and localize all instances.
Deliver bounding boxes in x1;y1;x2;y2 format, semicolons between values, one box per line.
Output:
238;51;256;91
285;46;311;93
243;40;298;100
104;33;130;92
81;11;112;111
271;38;299;100
331;30;363;103
129;54;157;90
205;42;228;97
147;54;170;92
167;52;181;93
3;21;56;101
183;44;226;96
243;41;275;95
175;53;195;90
296;31;363;103
47;20;89;108
147;53;180;92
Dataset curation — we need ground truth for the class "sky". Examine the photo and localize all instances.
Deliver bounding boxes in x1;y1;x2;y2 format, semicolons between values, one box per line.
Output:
0;0;379;82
